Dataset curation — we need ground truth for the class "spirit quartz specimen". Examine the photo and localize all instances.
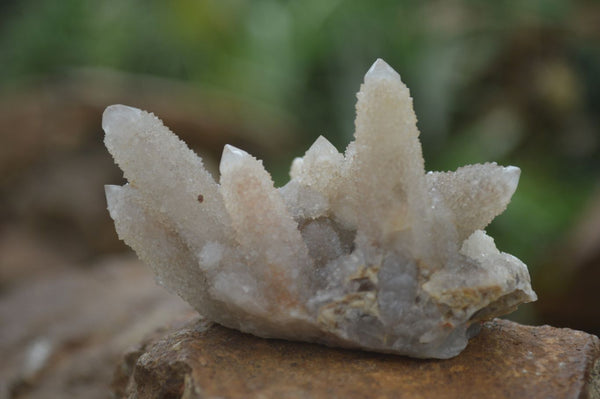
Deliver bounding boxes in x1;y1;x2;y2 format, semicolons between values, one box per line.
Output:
104;59;536;359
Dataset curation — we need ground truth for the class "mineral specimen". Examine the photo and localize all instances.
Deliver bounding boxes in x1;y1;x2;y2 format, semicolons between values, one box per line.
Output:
103;59;536;359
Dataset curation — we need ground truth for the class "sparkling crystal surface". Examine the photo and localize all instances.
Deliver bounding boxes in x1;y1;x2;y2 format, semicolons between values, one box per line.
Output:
103;59;536;359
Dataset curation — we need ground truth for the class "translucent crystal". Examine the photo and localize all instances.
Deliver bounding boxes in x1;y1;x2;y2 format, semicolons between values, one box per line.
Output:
103;59;536;359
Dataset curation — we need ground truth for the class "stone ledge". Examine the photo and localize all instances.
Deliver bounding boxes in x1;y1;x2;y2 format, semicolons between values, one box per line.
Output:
114;318;600;399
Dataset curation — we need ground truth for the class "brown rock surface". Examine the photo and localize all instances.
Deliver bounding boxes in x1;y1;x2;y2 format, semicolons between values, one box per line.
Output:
115;318;600;399
2;252;598;399
0;256;193;399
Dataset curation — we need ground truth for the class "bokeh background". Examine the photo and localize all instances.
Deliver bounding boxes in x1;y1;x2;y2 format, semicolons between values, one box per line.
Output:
1;0;600;396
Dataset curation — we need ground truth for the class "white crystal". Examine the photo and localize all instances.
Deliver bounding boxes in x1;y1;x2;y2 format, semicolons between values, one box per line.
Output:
103;58;536;359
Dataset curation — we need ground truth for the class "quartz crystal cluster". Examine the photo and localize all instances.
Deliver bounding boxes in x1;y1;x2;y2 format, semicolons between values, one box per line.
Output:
104;59;536;359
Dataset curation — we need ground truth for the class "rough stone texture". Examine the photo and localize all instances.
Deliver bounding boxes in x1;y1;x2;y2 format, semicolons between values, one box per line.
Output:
0;257;193;399
114;318;600;399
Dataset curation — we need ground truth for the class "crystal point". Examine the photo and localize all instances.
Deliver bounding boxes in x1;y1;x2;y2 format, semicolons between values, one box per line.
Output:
102;104;143;133
219;144;250;175
366;58;401;82
103;59;536;359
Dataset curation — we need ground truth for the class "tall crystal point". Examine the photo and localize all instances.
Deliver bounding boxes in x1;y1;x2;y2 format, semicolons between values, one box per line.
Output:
103;58;536;359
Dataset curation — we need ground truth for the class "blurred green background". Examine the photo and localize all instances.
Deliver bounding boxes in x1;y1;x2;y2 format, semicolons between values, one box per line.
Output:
1;0;599;333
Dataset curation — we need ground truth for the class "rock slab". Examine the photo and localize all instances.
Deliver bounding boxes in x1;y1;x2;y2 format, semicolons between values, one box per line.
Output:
114;318;600;399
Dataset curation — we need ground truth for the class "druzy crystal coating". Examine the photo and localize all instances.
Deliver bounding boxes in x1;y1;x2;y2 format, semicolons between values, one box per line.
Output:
104;59;536;359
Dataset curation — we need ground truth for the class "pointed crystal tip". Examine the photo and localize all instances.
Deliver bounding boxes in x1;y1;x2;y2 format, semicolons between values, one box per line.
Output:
365;58;401;82
220;144;249;174
502;165;521;194
102;104;143;134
